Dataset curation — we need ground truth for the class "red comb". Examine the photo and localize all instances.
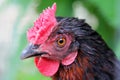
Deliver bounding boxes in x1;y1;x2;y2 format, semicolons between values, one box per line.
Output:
27;3;57;44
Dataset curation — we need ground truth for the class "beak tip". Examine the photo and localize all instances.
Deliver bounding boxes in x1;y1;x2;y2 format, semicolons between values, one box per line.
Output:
20;53;26;60
20;55;25;60
20;50;28;60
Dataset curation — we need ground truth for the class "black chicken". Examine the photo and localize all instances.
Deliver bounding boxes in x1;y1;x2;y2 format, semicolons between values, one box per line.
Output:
21;3;120;80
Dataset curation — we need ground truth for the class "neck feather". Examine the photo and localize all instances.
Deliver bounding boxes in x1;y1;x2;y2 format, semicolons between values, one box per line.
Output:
51;53;93;80
51;51;115;80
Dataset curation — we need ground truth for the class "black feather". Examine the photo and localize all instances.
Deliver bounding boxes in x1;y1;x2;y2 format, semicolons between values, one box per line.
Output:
52;17;120;80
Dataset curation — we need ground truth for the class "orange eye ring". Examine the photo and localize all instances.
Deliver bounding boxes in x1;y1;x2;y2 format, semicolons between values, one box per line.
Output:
57;37;66;47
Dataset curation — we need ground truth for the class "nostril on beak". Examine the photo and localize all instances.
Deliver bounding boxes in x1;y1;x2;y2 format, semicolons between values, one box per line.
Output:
32;44;40;49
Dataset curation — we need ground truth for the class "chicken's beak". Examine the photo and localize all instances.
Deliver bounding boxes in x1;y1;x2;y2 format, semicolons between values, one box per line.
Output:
20;43;47;60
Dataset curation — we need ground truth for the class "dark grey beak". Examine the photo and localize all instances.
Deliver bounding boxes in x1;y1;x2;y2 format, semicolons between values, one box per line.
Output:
20;43;46;60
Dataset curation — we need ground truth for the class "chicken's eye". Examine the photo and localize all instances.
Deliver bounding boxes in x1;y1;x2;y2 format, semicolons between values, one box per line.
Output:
57;37;66;47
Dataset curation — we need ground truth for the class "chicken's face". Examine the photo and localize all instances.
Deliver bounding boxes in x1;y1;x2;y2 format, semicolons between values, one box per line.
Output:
34;32;77;76
21;3;78;77
22;30;77;77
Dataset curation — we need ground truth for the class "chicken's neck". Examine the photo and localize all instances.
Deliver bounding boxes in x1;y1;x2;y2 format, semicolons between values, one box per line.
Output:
51;51;115;80
51;54;93;80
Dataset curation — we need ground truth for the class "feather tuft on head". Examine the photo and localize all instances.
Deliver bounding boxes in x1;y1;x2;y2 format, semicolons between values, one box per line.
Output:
27;3;57;44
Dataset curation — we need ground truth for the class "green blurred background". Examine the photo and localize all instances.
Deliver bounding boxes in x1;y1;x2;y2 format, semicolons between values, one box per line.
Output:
0;0;119;80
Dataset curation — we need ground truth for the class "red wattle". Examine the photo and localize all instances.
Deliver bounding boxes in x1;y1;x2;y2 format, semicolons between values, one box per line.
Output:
34;57;60;76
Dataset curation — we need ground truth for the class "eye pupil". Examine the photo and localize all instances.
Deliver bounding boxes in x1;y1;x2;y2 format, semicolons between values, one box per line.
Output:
59;39;64;44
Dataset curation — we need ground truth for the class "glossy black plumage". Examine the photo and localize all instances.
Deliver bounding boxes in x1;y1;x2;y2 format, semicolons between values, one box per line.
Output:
51;17;120;80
